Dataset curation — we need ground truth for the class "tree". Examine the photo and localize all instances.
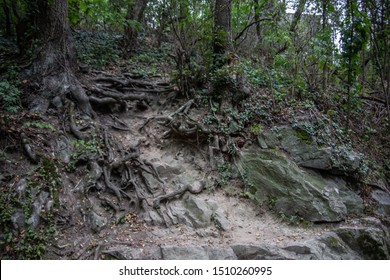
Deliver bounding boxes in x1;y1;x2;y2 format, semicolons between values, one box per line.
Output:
1;0;13;37
124;0;148;51
276;0;307;54
213;0;233;66
28;0;92;116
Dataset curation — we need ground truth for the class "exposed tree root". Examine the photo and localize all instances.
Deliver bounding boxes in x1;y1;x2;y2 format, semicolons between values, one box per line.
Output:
21;132;38;163
151;182;205;209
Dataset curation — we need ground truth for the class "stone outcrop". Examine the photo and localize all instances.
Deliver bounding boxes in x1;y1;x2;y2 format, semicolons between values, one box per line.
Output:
239;147;363;222
100;219;389;260
257;124;364;176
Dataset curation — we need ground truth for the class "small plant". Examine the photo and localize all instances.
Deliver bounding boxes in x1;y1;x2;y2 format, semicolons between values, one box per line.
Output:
67;137;102;171
267;196;277;209
74;31;121;69
250;123;264;136
0;81;21;113
0;157;61;259
211;213;223;231
23;121;55;132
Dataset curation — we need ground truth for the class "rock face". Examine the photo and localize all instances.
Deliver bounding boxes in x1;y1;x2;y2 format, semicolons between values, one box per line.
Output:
336;218;390;259
257;125;364;176
88;211;108;233
239;147;363;222
371;190;390;219
180;195;230;230
161;246;237;260
100;219;389;260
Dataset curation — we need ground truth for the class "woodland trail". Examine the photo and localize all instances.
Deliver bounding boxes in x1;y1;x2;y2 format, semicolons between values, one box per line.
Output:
44;72;330;260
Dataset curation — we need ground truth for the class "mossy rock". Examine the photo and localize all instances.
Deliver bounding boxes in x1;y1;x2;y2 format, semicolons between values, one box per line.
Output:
337;225;390;260
257;124;364;175
239;146;363;222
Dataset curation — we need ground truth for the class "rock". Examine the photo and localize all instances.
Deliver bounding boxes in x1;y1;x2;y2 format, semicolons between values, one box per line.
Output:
103;246;162;260
231;244;295;260
161;246;237;260
51;96;63;110
336;218;390;259
88;211;107;233
232;232;364;260
298;232;361;260
180;195;215;228
371;190;390;218
239;147;363;222
258;125;364;175
175;194;230;230
204;247;237;260
155;155;185;180
11;211;26;231
15;178;27;198
257;136;268;149
56;135;72;163
27;191;50;228
229;121;241;135
161;246;209;260
211;211;230;231
142;172;162;193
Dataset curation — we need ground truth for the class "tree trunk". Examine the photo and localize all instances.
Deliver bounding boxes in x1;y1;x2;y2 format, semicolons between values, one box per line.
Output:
28;0;92;116
321;0;328;92
276;0;307;54
213;0;233;66
124;0;148;51
2;0;13;37
253;0;263;46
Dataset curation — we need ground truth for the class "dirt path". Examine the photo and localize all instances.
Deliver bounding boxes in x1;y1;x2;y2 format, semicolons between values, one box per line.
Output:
46;77;333;260
99;93;328;249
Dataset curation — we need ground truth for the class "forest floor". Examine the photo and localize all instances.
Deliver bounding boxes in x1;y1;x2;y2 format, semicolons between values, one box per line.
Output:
1;37;388;259
43;70;342;259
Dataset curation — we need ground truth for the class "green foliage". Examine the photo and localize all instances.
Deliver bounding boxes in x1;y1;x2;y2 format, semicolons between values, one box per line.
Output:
215;161;242;196
0;157;61;259
0;81;21;114
23;122;55;132
74;31;120;69
127;48;174;78
340;0;370;115
279;211;309;226
250;123;263;136
241;59;269;87
69;0;127;29
67;137;102;171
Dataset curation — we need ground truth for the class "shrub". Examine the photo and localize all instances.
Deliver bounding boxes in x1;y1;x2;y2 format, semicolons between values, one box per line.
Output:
74;31;121;69
0;81;21;113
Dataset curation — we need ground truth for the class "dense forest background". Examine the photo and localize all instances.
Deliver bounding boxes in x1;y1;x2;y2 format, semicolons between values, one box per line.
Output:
0;0;389;259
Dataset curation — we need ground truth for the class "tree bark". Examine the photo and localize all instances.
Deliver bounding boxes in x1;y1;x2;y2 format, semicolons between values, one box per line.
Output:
124;0;148;50
28;0;92;116
2;0;13;37
213;0;233;66
321;0;329;92
276;0;307;54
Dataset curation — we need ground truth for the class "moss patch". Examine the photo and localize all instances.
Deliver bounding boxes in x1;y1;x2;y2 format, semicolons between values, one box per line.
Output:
294;128;313;145
357;232;387;259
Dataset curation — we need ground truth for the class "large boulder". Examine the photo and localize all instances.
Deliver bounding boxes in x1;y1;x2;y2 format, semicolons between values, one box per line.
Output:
170;194;230;230
371;190;390;219
335;218;390;259
257;124;364;176
161;246;237;260
239;147;363;222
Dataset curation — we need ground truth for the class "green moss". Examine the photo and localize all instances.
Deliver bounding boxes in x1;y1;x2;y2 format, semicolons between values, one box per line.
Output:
357;232;387;259
294;128;313;144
